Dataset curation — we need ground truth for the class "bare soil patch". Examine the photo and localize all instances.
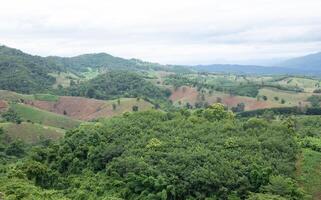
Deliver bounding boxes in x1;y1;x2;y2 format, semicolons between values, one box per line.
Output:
25;96;153;121
170;86;199;103
0;100;7;108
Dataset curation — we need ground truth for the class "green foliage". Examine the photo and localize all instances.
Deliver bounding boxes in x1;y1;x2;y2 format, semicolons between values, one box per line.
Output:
164;74;260;97
10;103;81;129
5;140;25;157
0;46;58;93
202;103;234;121
47;53;190;73
2;108;22;124
132;105;139;112
230;85;260;97
307;95;321;107
0;109;300;199
0;46;189;95
247;193;287;200
231;103;245;113
243;118;268;130
296;148;321;199
66;71;171;101
34;94;59;102
262;175;303;199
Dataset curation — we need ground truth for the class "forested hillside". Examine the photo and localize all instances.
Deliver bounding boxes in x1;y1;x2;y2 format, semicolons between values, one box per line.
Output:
0;46;59;93
0;45;190;94
47;54;159;73
0;104;310;199
65;70;172;101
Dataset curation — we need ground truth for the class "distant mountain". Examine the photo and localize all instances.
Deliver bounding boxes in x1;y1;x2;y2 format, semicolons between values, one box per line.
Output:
47;53;157;73
191;64;311;75
278;52;321;71
192;51;321;75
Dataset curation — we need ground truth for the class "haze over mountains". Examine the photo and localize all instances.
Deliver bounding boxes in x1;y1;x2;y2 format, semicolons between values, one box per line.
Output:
1;44;321;81
192;52;321;75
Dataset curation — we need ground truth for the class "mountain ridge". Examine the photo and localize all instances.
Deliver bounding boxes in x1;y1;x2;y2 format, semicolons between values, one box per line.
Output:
278;51;321;70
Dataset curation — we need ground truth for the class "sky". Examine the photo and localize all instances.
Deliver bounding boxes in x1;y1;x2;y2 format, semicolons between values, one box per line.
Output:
1;0;321;65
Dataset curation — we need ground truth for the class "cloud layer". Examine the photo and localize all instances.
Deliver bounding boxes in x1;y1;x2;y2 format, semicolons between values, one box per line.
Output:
1;0;321;64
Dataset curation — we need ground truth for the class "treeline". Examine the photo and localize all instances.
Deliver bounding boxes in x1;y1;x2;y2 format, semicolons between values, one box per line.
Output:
164;74;308;99
261;83;304;93
237;106;321;117
164;74;260;97
0;104;303;199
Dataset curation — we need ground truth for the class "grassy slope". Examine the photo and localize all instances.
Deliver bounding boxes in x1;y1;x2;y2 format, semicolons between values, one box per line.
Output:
259;87;311;106
0;90;34;101
0;122;65;144
33;94;59;101
297;148;321;200
11;103;81;129
277;77;321;93
49;72;79;88
105;98;153;112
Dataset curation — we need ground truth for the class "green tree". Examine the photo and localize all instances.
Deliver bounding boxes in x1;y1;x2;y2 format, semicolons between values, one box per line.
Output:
262;176;303;199
203;103;234;121
262;96;268;101
132;105;139;112
5;140;25;157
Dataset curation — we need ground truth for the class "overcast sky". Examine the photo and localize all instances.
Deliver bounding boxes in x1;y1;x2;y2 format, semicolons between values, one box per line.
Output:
1;0;321;65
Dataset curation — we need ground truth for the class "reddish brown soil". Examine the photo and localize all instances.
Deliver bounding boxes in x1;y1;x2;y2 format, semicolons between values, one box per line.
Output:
220;96;275;111
25;96;107;120
170;86;279;111
0;100;8;111
170;86;199;103
24;96;152;121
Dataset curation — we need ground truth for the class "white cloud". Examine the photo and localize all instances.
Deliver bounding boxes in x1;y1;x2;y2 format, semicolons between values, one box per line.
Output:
1;0;321;64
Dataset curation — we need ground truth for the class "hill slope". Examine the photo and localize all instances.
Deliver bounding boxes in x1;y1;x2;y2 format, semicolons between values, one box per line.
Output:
0;46;59;93
0;45;190;94
279;52;321;71
192;64;321;75
10;103;81;129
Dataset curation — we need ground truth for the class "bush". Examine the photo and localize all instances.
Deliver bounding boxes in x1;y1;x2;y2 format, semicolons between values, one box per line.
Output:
5;140;25;157
1;108;22;124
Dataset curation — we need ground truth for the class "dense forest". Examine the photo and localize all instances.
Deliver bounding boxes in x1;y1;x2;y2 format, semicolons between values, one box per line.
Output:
0;46;58;93
64;70;171;101
1;104;317;199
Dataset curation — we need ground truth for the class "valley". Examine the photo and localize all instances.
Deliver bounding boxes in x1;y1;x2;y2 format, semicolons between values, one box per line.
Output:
0;45;321;200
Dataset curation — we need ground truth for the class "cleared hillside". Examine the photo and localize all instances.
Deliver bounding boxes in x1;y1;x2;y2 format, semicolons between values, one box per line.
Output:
0;122;64;144
25;96;154;120
10;103;81;129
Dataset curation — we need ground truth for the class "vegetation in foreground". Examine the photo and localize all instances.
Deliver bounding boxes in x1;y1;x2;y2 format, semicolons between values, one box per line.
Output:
2;104;320;199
